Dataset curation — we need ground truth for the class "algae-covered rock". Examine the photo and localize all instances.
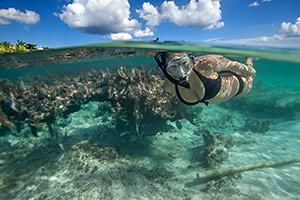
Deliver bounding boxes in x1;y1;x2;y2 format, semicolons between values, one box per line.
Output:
192;130;233;169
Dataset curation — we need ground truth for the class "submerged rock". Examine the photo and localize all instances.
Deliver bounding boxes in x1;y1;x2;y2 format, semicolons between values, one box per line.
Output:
192;130;233;169
244;118;271;133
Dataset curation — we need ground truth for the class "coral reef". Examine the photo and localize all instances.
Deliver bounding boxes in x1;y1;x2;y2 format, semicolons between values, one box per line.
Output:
0;66;185;141
104;66;184;140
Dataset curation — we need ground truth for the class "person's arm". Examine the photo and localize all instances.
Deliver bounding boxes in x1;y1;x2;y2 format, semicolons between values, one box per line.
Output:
194;55;255;78
215;56;256;77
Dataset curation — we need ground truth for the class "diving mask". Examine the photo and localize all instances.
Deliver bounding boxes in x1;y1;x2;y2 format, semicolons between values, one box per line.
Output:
166;55;194;80
154;52;194;89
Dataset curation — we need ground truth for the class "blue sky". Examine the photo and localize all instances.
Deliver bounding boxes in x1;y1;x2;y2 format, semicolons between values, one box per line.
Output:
0;0;300;48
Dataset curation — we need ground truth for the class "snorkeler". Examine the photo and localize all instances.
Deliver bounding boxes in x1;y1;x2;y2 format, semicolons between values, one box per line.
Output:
154;53;256;105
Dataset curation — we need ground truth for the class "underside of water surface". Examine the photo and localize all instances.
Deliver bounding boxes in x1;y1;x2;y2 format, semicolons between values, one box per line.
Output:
0;42;300;199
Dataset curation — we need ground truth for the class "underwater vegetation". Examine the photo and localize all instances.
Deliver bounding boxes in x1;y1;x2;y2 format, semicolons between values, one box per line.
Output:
0;66;195;143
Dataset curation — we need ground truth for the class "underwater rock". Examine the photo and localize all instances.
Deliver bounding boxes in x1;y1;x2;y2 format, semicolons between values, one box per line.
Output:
192;130;233;169
72;141;119;161
202;131;233;169
244;118;271;133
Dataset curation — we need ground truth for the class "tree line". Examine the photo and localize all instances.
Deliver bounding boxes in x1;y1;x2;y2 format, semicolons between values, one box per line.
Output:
0;40;51;53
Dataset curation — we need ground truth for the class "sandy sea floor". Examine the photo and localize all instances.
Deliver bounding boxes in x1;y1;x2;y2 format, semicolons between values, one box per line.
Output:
1;86;300;200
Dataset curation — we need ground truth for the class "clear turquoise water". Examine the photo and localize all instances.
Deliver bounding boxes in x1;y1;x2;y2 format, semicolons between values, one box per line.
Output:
0;42;300;199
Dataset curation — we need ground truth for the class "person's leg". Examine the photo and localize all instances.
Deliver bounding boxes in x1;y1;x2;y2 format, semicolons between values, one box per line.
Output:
239;76;254;96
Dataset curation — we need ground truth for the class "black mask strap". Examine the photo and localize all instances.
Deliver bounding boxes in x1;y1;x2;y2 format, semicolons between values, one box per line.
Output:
154;52;190;89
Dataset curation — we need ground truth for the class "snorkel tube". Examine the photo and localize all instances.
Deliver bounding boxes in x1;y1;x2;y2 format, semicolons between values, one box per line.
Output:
154;52;191;89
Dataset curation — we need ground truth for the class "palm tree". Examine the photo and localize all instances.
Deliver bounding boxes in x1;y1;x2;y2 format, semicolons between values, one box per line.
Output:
17;40;26;46
25;43;37;50
0;41;12;51
15;40;26;52
0;40;49;53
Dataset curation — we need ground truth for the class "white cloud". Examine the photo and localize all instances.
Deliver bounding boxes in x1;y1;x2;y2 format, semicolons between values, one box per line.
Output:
223;37;300;48
58;0;140;35
57;0;224;40
204;37;223;42
109;32;133;40
136;0;224;30
0;18;10;25
161;0;223;29
0;8;40;25
248;1;260;7
274;17;300;39
249;17;300;42
136;2;161;27
248;0;271;7
223;17;300;48
134;27;154;37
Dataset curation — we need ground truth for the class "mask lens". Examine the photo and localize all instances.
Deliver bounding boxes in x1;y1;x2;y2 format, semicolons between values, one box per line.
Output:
166;64;185;78
166;55;193;79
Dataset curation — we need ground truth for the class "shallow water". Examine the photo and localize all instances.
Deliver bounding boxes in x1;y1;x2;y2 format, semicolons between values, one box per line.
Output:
0;42;300;199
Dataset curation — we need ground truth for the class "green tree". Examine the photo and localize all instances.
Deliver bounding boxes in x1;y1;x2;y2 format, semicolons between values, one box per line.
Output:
17;40;26;46
25;43;37;50
0;40;50;53
0;41;12;51
15;40;26;52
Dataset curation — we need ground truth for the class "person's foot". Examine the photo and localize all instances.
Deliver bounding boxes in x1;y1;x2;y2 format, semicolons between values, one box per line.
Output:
245;57;256;76
246;57;253;67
